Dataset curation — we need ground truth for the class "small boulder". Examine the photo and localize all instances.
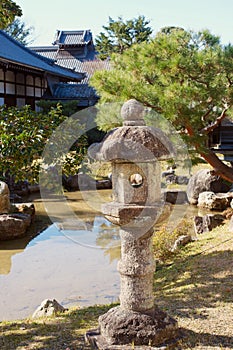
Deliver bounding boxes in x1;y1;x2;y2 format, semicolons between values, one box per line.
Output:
13;203;35;220
197;191;232;210
96;179;112;189
0;213;31;240
194;214;225;234
28;184;40;193
32;299;67;319
163;190;188;204
187;169;230;205
0;181;11;213
176;175;189;185
64;173;95;191
171;235;194;252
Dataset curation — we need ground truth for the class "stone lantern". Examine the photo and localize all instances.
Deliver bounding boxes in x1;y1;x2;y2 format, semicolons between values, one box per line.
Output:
87;99;178;349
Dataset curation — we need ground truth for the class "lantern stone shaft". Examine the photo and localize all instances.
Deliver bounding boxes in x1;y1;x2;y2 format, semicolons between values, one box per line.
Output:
87;99;178;348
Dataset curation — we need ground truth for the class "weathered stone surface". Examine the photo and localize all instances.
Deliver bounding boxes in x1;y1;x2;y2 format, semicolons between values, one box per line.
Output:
102;202;161;227
111;162;161;205
98;306;178;347
197;191;232;210
0;213;31;240
32;299;66;318
194;214;225;234
87;99;178;348
163;190;188;204
187;169;230;205
121;99;145;123
118;228;155;312
89;126;175;163
89;100;175;163
171;235;194;252
0;181;11;213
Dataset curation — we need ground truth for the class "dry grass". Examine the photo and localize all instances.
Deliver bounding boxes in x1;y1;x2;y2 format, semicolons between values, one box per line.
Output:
154;222;233;349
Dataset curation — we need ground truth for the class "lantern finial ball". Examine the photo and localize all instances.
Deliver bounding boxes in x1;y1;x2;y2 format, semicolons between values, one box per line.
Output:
121;99;145;123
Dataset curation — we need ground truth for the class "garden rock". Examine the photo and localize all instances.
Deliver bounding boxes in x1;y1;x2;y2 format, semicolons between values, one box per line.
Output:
0;181;11;213
176;175;189;185
28;184;40;193
96;179;112;189
171;234;194;252
10;180;29;197
98;306;178;347
13;203;36;220
194;214;225;234
32;299;67;318
197;191;232;210
0;213;31;240
163;190;188;204
187;169;230;205
64;173;96;191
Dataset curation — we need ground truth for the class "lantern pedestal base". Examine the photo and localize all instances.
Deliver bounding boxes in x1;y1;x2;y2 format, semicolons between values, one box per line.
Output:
86;305;179;349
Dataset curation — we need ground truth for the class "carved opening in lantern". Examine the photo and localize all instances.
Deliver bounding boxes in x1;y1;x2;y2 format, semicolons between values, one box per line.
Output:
129;173;143;188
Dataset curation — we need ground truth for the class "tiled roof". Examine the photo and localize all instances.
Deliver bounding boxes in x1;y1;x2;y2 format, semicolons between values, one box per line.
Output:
30;47;111;83
53;30;93;46
45;83;99;106
30;46;58;60
221;118;233;126
52;83;98;99
0;30;85;82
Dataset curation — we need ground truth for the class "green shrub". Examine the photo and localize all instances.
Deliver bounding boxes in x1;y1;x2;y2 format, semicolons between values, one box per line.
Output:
153;218;193;262
0;104;87;183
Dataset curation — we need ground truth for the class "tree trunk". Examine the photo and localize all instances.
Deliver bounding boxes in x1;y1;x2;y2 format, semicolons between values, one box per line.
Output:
186;125;233;183
199;148;233;183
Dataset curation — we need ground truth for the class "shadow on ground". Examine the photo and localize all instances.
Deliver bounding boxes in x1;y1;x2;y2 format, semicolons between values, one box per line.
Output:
154;249;233;349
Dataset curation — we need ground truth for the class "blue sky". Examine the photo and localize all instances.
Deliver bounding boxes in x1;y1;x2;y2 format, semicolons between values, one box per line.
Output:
16;0;233;46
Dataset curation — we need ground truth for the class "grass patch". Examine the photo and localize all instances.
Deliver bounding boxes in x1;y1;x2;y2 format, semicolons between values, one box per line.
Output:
0;304;117;349
154;222;233;349
1;222;233;349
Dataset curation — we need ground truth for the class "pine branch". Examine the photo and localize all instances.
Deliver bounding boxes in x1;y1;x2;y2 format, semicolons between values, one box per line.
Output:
200;107;228;134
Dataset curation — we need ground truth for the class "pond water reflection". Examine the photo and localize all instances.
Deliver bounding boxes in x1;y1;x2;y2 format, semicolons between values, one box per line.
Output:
0;190;121;321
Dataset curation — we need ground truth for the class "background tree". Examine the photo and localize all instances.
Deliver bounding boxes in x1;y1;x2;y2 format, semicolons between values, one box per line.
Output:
0;0;22;29
0;104;87;185
4;17;34;45
95;15;152;59
91;28;233;183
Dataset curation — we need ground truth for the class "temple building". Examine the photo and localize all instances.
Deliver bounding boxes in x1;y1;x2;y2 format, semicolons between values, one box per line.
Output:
30;30;111;108
0;30;85;110
209;118;233;164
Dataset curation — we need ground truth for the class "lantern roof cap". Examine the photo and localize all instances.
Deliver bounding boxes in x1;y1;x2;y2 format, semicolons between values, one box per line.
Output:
88;99;175;162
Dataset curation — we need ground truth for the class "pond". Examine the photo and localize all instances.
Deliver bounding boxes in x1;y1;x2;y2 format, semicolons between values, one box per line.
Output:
0;189;199;322
0;190;121;321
